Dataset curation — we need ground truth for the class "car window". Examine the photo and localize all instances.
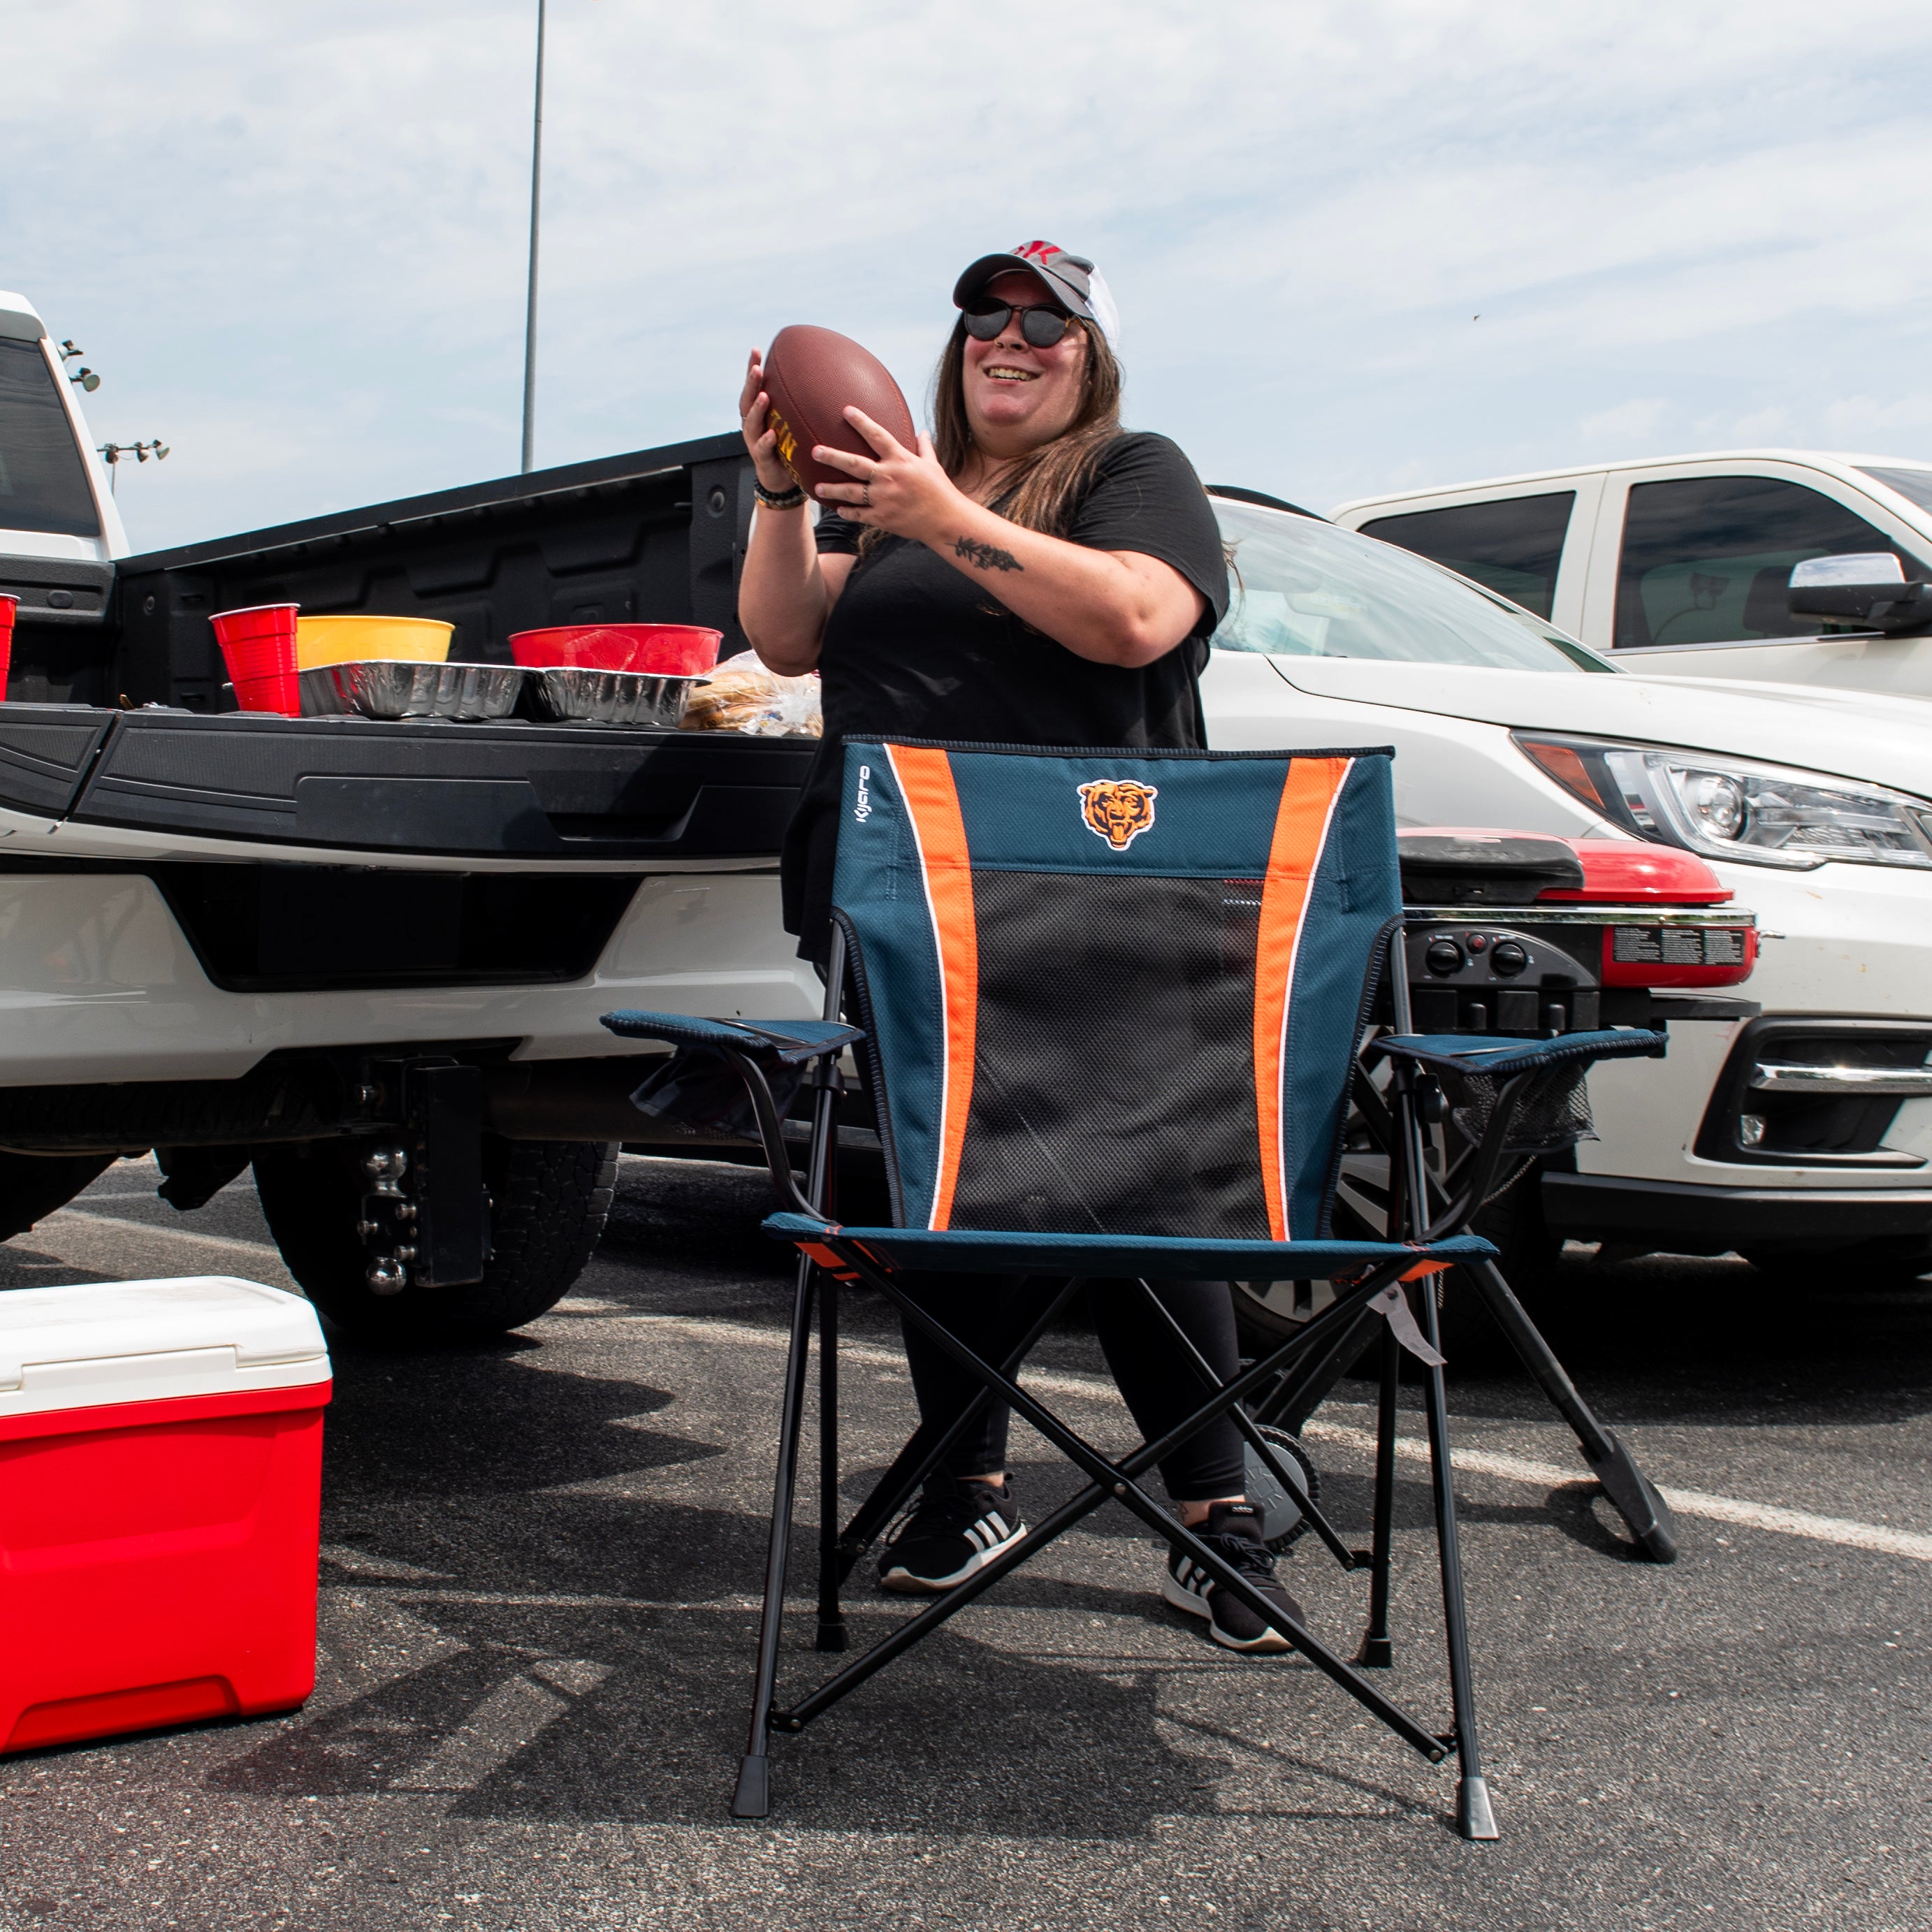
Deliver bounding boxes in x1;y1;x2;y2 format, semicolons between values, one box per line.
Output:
1212;499;1611;672
1613;475;1925;649
1356;491;1574;619
1859;466;1932;517
0;339;101;539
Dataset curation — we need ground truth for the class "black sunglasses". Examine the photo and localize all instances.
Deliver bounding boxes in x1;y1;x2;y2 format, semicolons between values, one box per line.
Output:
961;298;1079;348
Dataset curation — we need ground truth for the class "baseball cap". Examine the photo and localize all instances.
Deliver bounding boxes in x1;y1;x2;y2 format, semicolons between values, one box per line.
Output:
952;241;1120;346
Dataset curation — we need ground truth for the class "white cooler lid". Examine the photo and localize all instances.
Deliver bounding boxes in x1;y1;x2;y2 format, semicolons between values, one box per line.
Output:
0;1276;331;1421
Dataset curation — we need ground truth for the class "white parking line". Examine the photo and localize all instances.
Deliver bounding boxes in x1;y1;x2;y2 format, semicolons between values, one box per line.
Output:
1298;1421;1932;1564
38;1207;282;1263
628;1313;1932;1564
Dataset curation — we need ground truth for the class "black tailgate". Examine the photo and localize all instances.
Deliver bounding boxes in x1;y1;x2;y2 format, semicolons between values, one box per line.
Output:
0;705;117;815
62;711;815;859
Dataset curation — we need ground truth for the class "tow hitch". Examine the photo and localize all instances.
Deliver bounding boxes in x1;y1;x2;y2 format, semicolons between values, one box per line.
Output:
355;1060;491;1293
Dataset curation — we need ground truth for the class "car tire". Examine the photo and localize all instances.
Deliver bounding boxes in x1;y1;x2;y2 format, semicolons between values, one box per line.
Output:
0;1151;119;1243
1233;1165;1562;1374
253;1135;618;1344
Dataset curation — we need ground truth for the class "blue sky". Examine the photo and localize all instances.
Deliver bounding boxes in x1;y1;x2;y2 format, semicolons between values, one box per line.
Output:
8;0;1932;553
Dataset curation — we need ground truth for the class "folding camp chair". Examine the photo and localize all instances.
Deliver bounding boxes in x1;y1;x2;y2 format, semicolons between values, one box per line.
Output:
601;739;1666;1839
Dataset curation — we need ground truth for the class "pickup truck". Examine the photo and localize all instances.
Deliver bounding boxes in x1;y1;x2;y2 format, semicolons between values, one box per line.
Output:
0;288;824;1342
1330;449;1932;697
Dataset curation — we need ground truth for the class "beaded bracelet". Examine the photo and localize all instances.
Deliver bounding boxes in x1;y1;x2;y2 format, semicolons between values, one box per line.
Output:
753;479;808;511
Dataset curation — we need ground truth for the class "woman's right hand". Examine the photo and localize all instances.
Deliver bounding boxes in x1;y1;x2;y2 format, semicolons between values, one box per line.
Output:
740;349;797;493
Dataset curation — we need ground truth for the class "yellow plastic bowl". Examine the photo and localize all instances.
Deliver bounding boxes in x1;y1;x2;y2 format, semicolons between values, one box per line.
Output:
296;615;453;669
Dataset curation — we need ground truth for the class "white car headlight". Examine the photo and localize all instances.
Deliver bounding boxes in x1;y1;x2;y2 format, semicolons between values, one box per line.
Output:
1512;733;1932;871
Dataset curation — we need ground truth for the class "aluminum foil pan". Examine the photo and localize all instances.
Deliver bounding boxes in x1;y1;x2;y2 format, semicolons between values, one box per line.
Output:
298;660;526;722
523;667;701;728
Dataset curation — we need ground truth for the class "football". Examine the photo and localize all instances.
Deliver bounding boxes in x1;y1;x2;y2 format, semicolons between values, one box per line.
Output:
762;325;918;498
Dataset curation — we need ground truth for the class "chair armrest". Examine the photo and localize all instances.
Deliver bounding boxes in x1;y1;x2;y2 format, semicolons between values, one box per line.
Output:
598;1011;859;1220
599;1011;864;1064
1367;1029;1666;1242
1365;1028;1666;1077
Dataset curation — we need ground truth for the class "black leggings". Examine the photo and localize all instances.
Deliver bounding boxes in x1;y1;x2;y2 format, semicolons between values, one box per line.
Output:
896;1274;1245;1502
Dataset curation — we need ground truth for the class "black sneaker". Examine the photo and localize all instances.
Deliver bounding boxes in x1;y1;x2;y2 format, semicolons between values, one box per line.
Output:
878;1479;1025;1594
1162;1501;1306;1653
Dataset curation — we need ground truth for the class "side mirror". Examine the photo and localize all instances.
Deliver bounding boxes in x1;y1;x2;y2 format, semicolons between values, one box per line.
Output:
1789;551;1932;631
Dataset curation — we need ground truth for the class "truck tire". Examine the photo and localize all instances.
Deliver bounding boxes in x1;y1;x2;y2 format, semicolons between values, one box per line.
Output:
0;1151;118;1243
253;1135;618;1345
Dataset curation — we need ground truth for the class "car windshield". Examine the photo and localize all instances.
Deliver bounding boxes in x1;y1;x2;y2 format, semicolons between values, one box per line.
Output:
1859;465;1932;516
1210;498;1613;672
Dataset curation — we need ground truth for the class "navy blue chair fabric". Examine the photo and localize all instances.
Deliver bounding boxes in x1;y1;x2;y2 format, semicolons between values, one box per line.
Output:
775;736;1494;1280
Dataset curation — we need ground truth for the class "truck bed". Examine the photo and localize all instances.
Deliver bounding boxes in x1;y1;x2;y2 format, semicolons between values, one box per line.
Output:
7;431;754;711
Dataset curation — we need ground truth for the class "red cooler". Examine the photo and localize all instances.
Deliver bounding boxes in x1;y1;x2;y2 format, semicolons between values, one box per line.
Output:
0;1275;331;1754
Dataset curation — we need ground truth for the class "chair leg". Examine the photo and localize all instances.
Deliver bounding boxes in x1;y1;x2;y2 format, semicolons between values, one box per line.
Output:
831;1279;1080;1585
1465;1258;1678;1563
732;1251;818;1820
1252;1305;1377;1436
816;1269;847;1653
1416;1281;1499;1841
1356;1325;1400;1669
1128;1279;1363;1574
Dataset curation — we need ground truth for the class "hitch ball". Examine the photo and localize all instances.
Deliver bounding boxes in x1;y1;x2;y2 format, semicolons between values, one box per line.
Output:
363;1145;409;1197
365;1256;409;1295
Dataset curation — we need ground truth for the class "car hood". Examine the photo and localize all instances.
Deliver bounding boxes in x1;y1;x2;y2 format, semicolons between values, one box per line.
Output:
1267;657;1932;799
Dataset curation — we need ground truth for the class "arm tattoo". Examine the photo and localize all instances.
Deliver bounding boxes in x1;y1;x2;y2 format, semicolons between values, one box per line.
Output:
954;535;1023;574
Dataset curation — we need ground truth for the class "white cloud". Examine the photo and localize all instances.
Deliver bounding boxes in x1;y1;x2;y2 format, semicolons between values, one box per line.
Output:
1730;406;1794;442
1579;398;1670;446
4;1;1931;545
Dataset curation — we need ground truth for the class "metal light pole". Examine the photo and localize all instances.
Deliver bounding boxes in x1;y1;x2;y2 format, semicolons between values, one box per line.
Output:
520;0;548;474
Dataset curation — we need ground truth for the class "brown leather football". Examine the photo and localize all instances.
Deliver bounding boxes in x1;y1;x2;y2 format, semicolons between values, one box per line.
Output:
762;325;918;497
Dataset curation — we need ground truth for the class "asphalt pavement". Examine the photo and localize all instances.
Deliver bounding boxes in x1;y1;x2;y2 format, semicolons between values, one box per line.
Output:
0;1153;1926;1932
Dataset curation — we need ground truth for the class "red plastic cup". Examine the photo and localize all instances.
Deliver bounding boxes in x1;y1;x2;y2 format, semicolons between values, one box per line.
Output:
0;595;15;702
233;675;298;715
507;623;723;675
212;603;300;714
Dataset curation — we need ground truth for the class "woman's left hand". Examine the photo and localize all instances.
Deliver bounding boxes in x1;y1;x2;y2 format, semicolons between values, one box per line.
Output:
813;410;962;543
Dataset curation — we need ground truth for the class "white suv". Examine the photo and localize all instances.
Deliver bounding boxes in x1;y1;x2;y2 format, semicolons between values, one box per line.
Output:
1199;491;1932;1275
1331;450;1932;699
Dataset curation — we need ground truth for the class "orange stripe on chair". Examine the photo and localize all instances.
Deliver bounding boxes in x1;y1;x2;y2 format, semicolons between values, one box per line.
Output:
1252;757;1353;1240
885;745;979;1230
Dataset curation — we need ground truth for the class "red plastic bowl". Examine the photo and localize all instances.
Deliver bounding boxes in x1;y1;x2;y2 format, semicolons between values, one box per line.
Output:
507;623;722;675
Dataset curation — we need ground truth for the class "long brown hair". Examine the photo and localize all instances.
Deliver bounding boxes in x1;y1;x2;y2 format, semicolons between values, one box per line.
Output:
856;315;1124;555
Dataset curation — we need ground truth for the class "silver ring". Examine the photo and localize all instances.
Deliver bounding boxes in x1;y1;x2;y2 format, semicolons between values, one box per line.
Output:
861;486;872;508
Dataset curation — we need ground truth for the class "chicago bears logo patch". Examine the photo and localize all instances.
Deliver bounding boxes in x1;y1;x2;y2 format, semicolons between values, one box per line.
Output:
1078;778;1159;850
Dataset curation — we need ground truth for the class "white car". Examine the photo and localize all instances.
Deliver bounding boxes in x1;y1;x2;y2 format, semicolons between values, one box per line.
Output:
1330;449;1932;698
1200;490;1932;1276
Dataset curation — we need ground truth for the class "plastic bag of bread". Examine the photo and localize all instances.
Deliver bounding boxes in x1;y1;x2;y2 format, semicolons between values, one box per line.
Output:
681;655;822;737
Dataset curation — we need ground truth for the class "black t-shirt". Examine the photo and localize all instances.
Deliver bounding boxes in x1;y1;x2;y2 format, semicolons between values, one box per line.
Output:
780;430;1230;958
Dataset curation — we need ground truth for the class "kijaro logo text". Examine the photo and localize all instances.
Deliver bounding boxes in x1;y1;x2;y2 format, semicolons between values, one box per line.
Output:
1078;778;1158;850
854;765;873;822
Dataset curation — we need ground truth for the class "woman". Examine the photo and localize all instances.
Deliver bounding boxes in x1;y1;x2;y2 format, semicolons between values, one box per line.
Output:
735;242;1299;1653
